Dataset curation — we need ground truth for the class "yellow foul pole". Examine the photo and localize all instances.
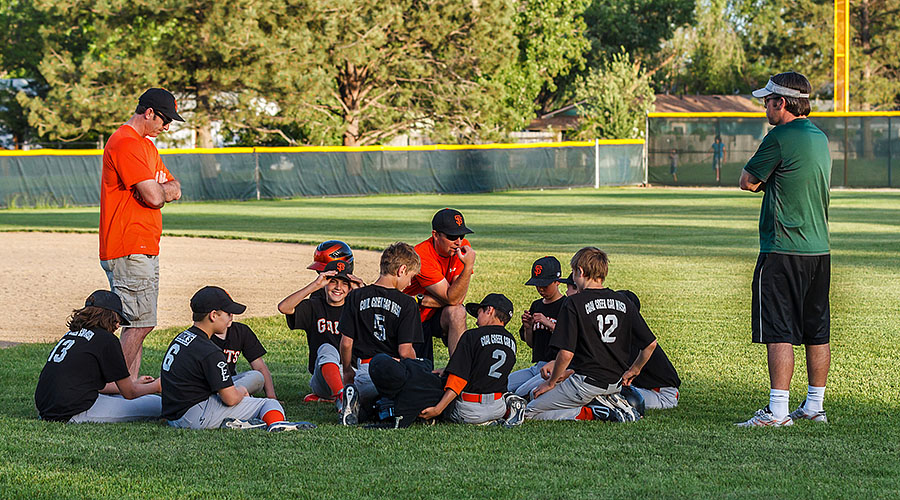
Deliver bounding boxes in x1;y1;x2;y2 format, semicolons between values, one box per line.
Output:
834;0;850;112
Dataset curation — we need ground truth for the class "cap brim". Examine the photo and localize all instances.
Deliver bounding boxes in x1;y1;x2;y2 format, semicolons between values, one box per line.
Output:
464;303;480;317
751;88;773;98
117;312;131;326
525;277;557;287
308;262;326;271
223;302;247;314
171;111;185;122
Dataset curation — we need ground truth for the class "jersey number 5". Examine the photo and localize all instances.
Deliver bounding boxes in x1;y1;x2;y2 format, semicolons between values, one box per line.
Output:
597;315;618;343
373;314;386;341
162;344;181;371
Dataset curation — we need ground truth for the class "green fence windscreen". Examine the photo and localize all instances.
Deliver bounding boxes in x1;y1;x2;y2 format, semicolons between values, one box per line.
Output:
648;116;898;187
0;143;643;208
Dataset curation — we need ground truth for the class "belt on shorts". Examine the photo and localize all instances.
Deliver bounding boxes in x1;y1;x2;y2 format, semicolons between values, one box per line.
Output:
584;376;615;388
460;392;503;403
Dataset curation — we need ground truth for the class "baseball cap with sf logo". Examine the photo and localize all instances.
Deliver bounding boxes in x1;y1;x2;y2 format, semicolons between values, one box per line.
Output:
525;256;561;286
323;259;352;282
432;208;473;237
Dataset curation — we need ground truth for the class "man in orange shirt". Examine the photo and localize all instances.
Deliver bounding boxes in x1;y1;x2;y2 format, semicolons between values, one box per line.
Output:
99;88;184;378
403;208;476;361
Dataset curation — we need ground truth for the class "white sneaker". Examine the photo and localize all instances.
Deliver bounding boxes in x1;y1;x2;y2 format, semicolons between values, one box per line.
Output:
788;401;828;423
736;405;793;427
220;417;267;430
267;421;317;432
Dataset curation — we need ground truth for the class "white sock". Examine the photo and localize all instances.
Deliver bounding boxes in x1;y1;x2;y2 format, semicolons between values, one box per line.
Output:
804;386;826;413
769;389;790;419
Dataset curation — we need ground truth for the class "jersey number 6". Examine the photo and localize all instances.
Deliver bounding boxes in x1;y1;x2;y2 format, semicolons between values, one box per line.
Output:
162;344;181;371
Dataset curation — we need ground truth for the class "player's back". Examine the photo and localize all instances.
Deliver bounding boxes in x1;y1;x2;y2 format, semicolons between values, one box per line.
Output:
339;284;423;360
447;325;517;394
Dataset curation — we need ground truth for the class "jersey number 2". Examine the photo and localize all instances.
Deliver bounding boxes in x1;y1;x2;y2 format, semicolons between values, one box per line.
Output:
488;349;506;379
597;315;618;343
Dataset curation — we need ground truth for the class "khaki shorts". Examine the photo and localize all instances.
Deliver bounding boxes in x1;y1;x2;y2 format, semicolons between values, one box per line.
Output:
101;254;159;328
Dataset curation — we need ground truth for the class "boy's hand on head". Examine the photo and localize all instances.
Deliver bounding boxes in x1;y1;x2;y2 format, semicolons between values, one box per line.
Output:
347;274;365;289
315;270;337;287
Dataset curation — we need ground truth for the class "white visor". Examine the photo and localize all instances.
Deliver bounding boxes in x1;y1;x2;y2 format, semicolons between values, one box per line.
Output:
752;79;810;99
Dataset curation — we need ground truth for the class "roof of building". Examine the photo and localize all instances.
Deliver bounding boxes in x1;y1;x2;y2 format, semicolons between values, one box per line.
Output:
526;95;763;130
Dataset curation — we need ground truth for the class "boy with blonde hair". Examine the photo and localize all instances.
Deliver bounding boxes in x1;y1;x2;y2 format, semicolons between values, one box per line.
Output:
338;243;424;425
527;247;657;421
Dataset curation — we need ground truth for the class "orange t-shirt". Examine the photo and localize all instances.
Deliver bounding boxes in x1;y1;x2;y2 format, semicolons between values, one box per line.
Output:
99;125;174;261
403;236;471;322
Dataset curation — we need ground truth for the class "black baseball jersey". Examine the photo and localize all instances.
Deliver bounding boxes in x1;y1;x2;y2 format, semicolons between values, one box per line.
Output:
550;288;655;387
519;296;565;363
210;322;266;376
34;328;130;422
631;343;681;389
160;326;234;421
445;325;517;394
339;285;424;360
286;295;342;374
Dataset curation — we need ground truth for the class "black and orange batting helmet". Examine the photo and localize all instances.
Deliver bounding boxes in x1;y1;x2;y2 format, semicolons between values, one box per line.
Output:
308;240;354;273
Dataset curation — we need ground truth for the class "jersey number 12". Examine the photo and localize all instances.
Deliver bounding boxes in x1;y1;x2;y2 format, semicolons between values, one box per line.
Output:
597;315;618;343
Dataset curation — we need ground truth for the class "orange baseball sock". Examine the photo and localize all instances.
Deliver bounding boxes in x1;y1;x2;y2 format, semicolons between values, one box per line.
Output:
322;363;343;398
262;410;286;425
575;406;593;421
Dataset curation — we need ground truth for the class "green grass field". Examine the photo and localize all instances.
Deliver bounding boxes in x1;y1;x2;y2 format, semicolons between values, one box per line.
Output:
2;187;899;499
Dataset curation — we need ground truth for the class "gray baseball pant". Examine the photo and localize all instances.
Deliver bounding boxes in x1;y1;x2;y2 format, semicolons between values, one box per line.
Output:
525;373;620;421
167;394;284;429
446;396;506;425
232;370;265;395
68;394;161;423
634;386;679;409
309;344;342;398
507;361;547;399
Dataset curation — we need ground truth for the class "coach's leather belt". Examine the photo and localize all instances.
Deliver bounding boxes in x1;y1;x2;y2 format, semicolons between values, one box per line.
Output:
460;392;503;403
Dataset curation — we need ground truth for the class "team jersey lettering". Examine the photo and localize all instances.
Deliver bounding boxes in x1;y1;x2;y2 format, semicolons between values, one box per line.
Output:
584;298;627;315
64;328;95;341
217;361;229;382
222;349;241;364
533;318;557;332
479;334;517;353
175;330;197;346
359;297;402;316
316;318;340;335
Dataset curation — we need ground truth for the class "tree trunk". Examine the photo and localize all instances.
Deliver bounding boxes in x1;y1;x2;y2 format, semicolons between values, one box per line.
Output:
858;0;874;158
196;84;215;149
338;61;368;147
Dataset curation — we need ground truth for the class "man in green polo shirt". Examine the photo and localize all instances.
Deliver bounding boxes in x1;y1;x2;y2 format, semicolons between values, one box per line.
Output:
737;71;832;427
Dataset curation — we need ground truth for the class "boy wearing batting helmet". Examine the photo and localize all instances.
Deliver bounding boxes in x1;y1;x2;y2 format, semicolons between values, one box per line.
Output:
35;290;162;423
160;286;314;432
419;293;527;427
338;243;424;425
508;256;566;399
526;247;657;421
278;260;362;403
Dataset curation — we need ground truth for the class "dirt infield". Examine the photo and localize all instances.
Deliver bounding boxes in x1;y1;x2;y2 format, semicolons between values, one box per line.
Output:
0;232;381;344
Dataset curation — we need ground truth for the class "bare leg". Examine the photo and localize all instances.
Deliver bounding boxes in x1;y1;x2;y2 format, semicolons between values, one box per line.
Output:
120;326;154;378
441;304;467;356
805;343;831;387
766;343;794;390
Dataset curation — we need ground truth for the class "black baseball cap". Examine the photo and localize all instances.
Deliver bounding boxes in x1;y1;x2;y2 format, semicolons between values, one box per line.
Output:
525;256;562;286
137;88;185;122
190;286;246;315
322;259;352;282
85;290;130;326
465;293;513;318
432;208;473;237
560;273;575;285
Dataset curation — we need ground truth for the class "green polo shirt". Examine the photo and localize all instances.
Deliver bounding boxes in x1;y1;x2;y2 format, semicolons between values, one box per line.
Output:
743;118;831;255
